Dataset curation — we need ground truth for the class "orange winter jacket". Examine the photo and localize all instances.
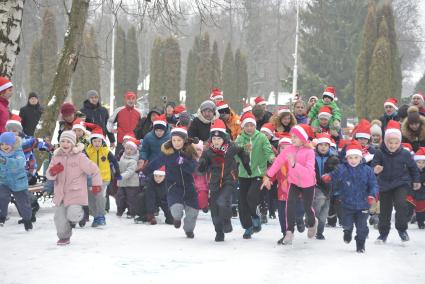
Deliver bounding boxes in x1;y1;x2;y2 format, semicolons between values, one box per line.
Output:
225;110;241;141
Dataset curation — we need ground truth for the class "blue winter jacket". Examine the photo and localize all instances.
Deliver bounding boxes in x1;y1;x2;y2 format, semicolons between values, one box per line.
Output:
371;144;420;192
145;140;198;209
0;145;28;192
140;129;171;162
330;161;378;210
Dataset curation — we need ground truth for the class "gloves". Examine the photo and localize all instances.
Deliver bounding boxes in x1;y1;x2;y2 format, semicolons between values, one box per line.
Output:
321;174;332;184
333;120;341;129
49;163;64;176
368;196;376;206
92;186;102;195
0;156;5;164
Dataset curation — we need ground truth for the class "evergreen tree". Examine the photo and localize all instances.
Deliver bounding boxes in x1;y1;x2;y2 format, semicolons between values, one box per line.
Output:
114;25;127;107
355;3;377;118
126;26;140;96
195;33;212;111
72;26;101;105
222;42;236;110
149;37;164;108
211;40;221;89
415;72;425;93
367;18;393;120
235;49;248;113
185;36;201;112
162;36;181;105
29;39;43;97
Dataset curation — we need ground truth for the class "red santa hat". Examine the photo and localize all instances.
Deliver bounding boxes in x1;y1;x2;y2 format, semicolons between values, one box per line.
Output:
125;137;141;150
322;86;336;100
153;165;166;176
5;114;22;132
241;112;257;128
210;88;224;101
414;147;425;161
330;138;337;149
210;119;227;134
216;101;230;112
290;124;313;144
170;126;188;140
125;91;137;100
384;98;398;110
153;114;167;129
90;127;105;141
308;96;318;103
384;120;402;142
254;96;267;106
242;104;252;114
412;92;425;102
123;132;136;141
338;139;351;150
345;140;363;158
315;132;332;145
353;119;371;140
0;76;13;93
260;123;275;137
72;118;87;132
174;105;186;118
277;106;291;116
318;106;333;120
402;143;413;154
278;133;292;146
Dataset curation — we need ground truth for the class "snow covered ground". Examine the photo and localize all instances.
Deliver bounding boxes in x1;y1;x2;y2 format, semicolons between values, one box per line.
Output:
1;199;425;284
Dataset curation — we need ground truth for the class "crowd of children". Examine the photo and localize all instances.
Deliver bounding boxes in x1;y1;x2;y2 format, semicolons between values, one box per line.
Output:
1;75;425;253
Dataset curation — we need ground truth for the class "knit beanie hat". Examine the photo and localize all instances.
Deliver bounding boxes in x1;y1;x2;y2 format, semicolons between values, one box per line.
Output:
384;120;402;142
87;90;99;99
61;103;76;117
177;112;191;127
200;100;216;112
370;120;382;136
0;132;16;146
60;130;77;146
407;106;421;124
28;92;38;100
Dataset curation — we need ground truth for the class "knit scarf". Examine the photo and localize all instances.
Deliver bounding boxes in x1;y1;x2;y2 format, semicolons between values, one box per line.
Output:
209;143;230;164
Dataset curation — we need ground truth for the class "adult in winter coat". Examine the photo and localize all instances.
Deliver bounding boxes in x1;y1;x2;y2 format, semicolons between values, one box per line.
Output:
293;100;308;124
0;77;13;134
271;106;297;134
401;106;425;152
216;101;241;141
80;90;115;146
19;92;43;136
379;98;400;133
107;92;143;155
188;100;219;142
134;106;163;140
252;104;273;131
410;93;425;116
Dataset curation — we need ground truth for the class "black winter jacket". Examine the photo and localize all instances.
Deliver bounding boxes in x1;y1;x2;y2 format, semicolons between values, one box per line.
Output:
19;103;43;136
80;100;115;143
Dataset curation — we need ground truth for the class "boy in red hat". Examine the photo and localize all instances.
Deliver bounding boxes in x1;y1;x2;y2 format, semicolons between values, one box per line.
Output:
308;86;342;131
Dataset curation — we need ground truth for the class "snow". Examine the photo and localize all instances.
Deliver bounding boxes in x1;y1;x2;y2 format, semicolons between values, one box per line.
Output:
1;200;425;284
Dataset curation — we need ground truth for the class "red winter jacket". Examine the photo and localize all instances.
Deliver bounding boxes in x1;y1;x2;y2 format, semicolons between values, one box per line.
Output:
107;105;143;143
0;96;9;134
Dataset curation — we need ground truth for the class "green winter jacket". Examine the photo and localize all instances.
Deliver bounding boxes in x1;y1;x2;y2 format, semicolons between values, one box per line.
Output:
308;99;342;127
235;130;275;178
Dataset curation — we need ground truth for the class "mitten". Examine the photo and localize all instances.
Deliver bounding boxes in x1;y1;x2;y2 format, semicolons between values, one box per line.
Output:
321;174;332;183
368;196;376;206
92;186;102;195
49;163;64;176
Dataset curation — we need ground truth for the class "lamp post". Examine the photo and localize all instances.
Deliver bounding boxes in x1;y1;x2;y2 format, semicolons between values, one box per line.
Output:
292;0;300;97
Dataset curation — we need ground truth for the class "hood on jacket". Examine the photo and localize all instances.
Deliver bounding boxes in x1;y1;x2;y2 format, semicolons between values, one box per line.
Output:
402;114;425;142
196;108;220;124
161;140;198;159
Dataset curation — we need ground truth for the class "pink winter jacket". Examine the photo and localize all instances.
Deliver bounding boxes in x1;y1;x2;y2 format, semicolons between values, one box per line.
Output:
46;147;102;207
267;145;316;189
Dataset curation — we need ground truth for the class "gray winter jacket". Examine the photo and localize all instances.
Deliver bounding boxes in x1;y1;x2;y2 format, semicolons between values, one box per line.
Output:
117;151;140;187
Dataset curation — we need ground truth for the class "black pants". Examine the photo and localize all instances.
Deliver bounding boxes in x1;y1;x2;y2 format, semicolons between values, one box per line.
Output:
417;211;425;227
277;200;287;234
341;207;369;242
379;186;408;236
210;183;234;233
144;185;172;220
286;185;315;233
327;196;342;226
238;177;262;229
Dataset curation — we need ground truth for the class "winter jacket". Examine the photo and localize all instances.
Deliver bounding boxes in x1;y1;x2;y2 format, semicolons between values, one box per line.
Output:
371;144;420;192
235;130;275;178
0;137;28;191
19;102;43;136
46;147;102;207
85;145;119;182
58;118;77;141
140;128;171;162
267;144;316;188
329;161;378;210
198;142;251;190
21;135;51;178
188;109;220;142
224;110;241;141
295;114;308;124
315;148;340;196
0;96;9;134
117;151;140;187
312;123;342;145
255;111;273;131
145;140;198;209
402;116;425;152
80;100;115;143
107;105;143;143
308;99;342;126
134;107;163;140
413;168;425;201
379;112;399;133
166;114;178;126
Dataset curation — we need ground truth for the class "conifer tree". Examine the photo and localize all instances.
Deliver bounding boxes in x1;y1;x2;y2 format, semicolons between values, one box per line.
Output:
126;26;140;96
162;36;181;105
211;40;221;89
195;33;212;110
222;42;236;109
149;37;164;108
235;49;248;113
114;25;127;107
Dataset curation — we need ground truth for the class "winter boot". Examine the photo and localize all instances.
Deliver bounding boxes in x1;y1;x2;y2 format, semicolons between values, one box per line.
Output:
146;214;157;225
134;216;146;224
57;238;70;246
376;234;388;244
252;216;262;233
91;217;101;228
277;234;286;245
79;206;90;227
69;221;76;229
232;206;238;218
296;218;305;233
269;212;276;219
165;216;174;225
185;231;195;239
23;220;33;231
307;218;318;238
0;216;5;226
98;215;106;226
315;233;325;240
173;219;182;229
223;219;233;233
356;238;365;253
398;230;410;242
243;227;254;239
215;232;225;242
283;231;294;245
343;230;352;244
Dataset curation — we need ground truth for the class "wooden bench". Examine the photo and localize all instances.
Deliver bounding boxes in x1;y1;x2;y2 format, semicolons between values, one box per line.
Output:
28;184;44;193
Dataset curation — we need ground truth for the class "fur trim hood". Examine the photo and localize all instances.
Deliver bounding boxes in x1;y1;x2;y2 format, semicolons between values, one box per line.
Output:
161;140;198;159
402;115;425;142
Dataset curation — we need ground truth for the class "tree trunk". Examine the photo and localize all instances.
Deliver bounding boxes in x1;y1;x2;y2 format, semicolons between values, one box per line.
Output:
36;0;90;139
0;0;24;77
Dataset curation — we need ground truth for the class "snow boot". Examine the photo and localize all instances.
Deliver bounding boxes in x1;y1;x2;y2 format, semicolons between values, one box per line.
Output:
146;214;157;225
174;219;182;229
277;234;286;245
98;215;106;226
223;219;233;233
356;238;365;253
418;223;425;229
296;218;305;233
243;227;254;239
185;231;195;239
375;234;388;244
232;206;238;218
79;206;90;227
315;233;325;240
134;216;147;224
57;238;70;246
398;230;410;242
252;216;262;233
343;230;352;244
307;218;318;238
165;216;174;225
0;216;5;226
91;217;101;228
23;220;33;231
283;231;294;245
215;232;225;242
